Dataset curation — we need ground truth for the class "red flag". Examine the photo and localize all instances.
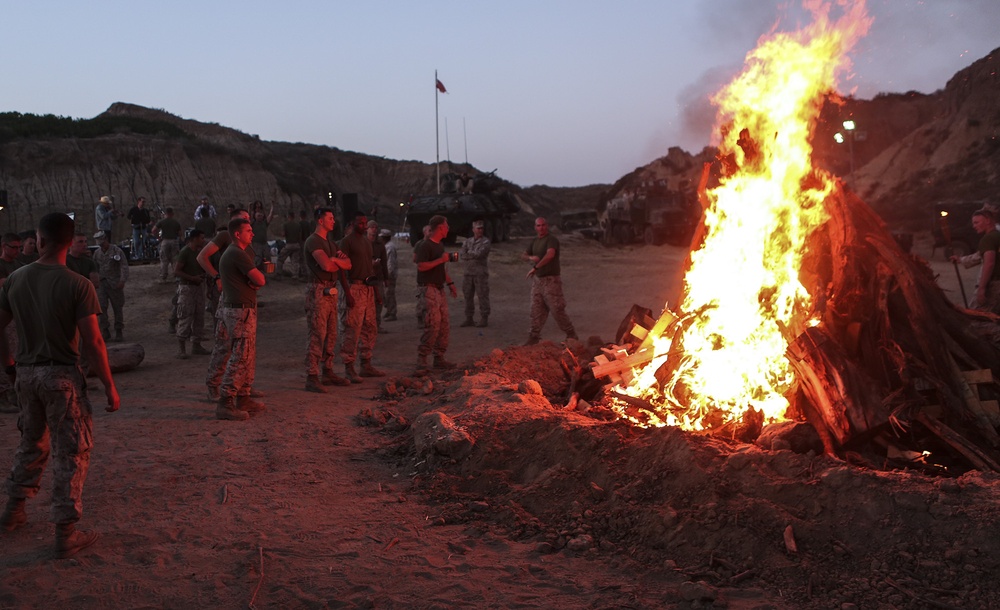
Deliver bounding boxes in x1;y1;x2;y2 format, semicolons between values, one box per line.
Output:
436;79;447;93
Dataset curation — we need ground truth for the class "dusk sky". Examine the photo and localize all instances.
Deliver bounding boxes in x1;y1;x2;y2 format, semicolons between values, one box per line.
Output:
5;1;998;187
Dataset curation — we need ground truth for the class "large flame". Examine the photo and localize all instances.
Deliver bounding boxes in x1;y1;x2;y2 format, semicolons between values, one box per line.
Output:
616;1;872;430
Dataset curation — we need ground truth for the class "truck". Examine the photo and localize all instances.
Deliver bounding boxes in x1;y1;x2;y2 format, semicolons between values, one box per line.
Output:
602;184;699;247
404;170;520;245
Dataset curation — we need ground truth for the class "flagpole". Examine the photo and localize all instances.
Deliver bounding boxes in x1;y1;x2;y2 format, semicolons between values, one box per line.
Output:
435;70;440;194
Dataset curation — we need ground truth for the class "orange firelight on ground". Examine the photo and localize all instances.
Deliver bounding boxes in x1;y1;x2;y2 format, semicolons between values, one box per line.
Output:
615;1;872;430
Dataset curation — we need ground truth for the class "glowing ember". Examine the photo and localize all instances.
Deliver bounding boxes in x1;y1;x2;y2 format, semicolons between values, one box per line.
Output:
614;1;872;430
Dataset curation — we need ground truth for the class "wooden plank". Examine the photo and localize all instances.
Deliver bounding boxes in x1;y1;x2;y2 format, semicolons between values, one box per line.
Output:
961;369;993;385
916;412;1000;472
637;309;677;352
629;323;649;341
591;347;656;378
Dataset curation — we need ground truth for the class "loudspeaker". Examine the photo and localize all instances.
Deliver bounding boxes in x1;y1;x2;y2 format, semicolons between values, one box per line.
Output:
341;193;358;220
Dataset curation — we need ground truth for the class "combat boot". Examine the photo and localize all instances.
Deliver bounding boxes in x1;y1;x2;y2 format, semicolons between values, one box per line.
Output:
359;360;386;378
433;356;457;370
216;395;249;421
459;317;475;327
206;384;221;401
476;315;489;328
305;375;327;393
176;339;189;360
114;330;124;342
191;341;211;356
415;355;430;375
1;498;27;532
322;369;351;387
55;523;99;559
344;363;363;384
237;395;266;415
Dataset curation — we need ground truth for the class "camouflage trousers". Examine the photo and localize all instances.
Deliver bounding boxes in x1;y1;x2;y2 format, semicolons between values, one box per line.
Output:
418;285;450;358
415;285;427;325
219;307;257;399
7;365;93;524
373;281;385;329
159;239;179;280
0;324;18;403
176;284;206;342
462;272;491;320
305;281;339;376
528;275;576;341
384;275;398;319
98;279;125;337
277;242;303;277
340;284;378;365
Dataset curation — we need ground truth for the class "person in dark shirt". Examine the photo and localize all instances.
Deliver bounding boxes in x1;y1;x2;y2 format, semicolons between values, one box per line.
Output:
126;196;152;260
413;215;458;372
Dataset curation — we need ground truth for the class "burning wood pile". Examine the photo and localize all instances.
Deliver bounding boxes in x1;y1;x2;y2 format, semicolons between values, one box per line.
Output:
589;1;1000;473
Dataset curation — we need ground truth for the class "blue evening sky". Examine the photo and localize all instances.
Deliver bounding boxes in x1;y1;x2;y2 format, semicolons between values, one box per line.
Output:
3;1;997;187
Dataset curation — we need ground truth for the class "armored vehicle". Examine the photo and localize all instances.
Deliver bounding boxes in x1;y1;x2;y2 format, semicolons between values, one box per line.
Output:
404;171;520;245
602;185;699;246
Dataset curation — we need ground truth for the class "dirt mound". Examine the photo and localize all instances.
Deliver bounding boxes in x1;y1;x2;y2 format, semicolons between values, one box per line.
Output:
367;343;1000;609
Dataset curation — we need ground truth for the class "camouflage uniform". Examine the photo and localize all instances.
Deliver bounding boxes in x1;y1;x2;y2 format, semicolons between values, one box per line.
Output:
341;284;378;365
419;285;450;359
305;281;339;375
176;284;206;343
93;243;129;338
529;275;577;341
459;234;491;322
155;216;182;281
7;365;93;524
219;307;257;399
206;301;229;390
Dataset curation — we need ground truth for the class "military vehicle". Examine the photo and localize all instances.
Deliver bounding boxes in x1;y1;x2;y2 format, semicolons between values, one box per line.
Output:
404;170;520;245
602;182;699;246
560;208;603;240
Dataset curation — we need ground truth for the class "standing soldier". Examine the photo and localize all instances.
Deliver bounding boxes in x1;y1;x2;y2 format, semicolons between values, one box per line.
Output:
366;220;389;332
0;212;120;558
66;233;100;288
414;215;458;373
197;208;254;402
303;208;353;392
277;210;305;280
380;229;398;322
459;220;491;327
152;207;182;283
194;205;217;239
216;217;266;421
174;230;210;359
0;233;22;413
339;212;385;381
522;217;578;345
93;230;129;342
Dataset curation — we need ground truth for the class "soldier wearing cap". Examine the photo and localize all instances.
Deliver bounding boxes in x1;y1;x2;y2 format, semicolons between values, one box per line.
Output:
458;220;491;327
93;230;129;342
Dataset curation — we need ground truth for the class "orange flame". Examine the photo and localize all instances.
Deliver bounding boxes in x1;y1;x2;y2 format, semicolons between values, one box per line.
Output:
616;1;872;430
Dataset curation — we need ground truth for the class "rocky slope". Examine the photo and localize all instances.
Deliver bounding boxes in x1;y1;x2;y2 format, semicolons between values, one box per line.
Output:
0;103;599;239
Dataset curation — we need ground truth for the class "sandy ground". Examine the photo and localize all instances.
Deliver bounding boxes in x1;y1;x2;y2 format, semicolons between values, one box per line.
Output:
2;232;999;609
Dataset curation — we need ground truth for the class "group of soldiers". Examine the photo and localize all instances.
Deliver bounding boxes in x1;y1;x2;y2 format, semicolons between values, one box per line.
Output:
0;197;581;561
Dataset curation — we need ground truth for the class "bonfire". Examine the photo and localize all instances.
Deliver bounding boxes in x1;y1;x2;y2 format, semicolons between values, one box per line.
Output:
592;0;1000;473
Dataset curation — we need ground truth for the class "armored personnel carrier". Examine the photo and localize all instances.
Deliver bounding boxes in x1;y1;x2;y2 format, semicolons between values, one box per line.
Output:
404;170;520;245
